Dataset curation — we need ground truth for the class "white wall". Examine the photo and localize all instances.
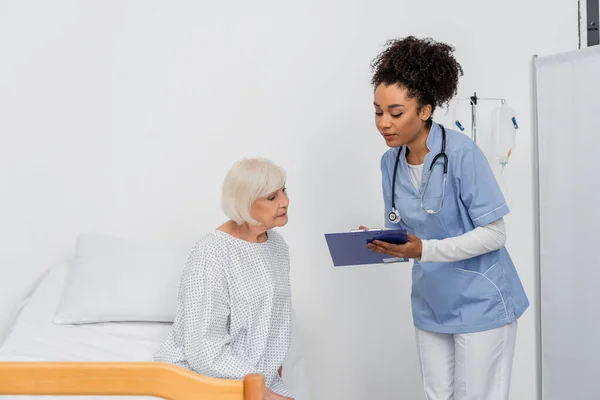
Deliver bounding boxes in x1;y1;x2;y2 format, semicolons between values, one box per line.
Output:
0;1;577;399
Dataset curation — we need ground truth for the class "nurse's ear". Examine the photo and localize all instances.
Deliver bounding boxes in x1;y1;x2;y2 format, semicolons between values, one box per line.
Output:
418;104;433;122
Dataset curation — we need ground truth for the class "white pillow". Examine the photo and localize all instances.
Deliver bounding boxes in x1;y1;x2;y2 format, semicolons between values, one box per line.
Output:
53;233;189;324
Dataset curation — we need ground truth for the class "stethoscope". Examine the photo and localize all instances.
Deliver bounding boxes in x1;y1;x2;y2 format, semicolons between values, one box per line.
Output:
388;124;448;224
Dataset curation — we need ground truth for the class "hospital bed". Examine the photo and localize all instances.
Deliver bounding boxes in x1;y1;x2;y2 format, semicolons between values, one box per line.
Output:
0;234;309;400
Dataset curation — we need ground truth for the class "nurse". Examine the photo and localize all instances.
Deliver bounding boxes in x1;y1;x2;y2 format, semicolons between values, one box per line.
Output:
365;36;530;399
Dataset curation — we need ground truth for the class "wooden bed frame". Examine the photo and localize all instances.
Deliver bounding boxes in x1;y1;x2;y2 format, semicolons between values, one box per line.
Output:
0;362;264;400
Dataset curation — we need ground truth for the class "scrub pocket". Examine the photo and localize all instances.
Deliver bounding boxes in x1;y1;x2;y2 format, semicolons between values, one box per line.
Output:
453;262;511;325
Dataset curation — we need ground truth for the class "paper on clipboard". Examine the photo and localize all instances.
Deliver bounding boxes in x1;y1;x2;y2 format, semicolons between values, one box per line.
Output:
324;228;409;267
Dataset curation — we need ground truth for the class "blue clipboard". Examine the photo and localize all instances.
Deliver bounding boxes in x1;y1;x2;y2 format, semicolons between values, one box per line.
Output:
324;228;409;267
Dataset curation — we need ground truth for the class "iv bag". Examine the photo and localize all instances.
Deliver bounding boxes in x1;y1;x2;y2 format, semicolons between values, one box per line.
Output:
449;98;471;136
490;103;517;166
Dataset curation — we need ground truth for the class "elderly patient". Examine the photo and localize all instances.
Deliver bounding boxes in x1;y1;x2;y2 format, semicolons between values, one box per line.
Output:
154;157;294;400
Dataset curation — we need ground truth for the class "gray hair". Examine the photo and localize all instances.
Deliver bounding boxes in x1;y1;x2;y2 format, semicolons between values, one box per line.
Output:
221;157;287;225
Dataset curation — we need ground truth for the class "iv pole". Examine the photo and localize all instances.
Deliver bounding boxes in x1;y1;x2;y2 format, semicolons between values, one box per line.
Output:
455;92;506;143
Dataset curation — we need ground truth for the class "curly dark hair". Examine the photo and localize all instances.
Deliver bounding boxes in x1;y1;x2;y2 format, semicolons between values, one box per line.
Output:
370;36;464;114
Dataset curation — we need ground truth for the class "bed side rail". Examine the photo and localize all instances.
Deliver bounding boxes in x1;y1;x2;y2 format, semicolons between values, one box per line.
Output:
0;362;264;400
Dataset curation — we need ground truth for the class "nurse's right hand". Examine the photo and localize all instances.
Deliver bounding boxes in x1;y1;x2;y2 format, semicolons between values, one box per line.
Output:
358;226;369;230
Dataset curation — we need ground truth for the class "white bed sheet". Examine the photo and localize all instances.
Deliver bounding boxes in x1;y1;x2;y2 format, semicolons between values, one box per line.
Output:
0;262;310;400
0;262;171;362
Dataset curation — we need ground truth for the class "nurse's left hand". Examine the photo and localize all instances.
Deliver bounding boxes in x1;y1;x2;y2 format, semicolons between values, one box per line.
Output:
367;234;423;259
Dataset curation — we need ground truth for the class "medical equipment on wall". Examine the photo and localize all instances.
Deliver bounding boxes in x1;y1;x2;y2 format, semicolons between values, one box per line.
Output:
388;125;448;223
451;92;519;171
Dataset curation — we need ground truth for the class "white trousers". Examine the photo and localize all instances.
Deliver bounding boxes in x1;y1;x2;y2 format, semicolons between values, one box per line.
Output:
415;321;518;400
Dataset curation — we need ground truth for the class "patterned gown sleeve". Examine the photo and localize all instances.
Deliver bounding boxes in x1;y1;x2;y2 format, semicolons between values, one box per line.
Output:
180;248;258;379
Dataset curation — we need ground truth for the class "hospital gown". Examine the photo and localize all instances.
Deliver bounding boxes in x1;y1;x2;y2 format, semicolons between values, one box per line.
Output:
154;229;293;397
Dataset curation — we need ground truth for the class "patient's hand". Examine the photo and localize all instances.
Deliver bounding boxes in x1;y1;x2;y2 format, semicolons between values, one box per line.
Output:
265;388;294;400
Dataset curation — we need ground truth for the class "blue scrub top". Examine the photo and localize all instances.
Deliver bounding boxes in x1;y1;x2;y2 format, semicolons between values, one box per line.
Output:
381;121;529;334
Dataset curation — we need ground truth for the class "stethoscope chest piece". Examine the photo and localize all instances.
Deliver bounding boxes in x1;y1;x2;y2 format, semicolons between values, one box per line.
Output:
388;208;401;223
